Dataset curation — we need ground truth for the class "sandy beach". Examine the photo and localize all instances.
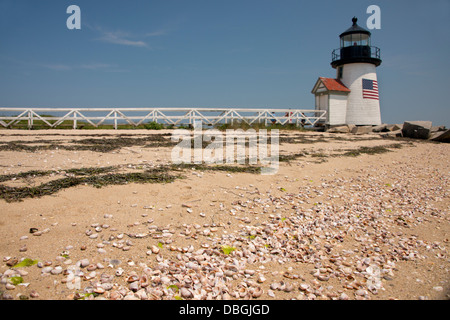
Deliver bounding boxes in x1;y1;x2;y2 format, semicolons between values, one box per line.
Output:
0;129;448;300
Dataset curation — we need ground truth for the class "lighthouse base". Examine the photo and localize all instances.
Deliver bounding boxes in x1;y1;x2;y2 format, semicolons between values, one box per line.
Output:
340;63;381;126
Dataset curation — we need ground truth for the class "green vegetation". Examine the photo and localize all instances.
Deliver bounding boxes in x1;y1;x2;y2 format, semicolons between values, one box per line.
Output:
0;162;266;202
221;245;236;255
12;258;38;268
9;276;24;285
214;121;310;132
0;170;179;202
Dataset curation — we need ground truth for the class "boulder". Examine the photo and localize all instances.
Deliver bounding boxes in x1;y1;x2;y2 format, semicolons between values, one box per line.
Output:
328;125;350;133
351;126;373;135
386;124;403;132
430;125;446;133
372;124;387;132
429;129;450;143
402;121;432;139
380;130;403;138
347;124;356;133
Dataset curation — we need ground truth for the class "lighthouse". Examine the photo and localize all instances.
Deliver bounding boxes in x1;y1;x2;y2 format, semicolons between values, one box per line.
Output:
312;17;382;126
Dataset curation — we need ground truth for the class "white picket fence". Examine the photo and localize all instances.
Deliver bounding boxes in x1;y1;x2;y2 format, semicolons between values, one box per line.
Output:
0;108;326;129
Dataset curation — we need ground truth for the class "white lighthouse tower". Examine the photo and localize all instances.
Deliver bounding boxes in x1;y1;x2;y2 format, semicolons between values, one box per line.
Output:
313;17;382;126
331;17;382;125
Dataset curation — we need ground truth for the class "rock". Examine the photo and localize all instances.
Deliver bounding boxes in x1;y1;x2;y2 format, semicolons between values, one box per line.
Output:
386;124;403;132
347;124;356;133
430;125;446;133
402;121;432;139
351;126;373;135
372;124;387;132
380;130;403;138
429;129;450;143
328;125;350;133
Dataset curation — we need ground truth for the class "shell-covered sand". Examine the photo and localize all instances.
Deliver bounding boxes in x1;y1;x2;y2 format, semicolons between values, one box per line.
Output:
0;129;448;300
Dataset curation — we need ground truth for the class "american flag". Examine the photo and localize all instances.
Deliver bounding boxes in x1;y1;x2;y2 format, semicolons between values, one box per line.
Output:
362;79;379;100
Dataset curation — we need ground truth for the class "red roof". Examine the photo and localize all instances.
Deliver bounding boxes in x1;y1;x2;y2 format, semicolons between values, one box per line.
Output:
318;77;350;92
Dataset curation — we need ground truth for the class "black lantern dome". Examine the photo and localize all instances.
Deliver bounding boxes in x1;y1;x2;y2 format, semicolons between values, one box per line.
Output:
331;17;381;68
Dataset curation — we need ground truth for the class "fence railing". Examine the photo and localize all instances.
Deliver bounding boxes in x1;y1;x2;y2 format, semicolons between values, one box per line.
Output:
0;108;327;129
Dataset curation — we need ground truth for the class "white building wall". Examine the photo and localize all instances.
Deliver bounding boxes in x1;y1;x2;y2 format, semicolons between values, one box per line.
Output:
328;94;347;125
341;63;381;125
315;93;329;122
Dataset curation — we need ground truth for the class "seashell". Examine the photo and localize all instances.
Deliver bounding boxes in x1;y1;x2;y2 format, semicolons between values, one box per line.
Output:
140;275;149;288
318;275;330;282
51;266;63;275
180;287;193;299
115;268;124;277
30;290;39;298
257;274;266;283
151;245;160;254
6;258;18;267
270;282;279;290
129;281;140;292
94;286;105;294
84;271;96;280
160;276;171;284
299;283;310;291
238;287;248;298
339;293;349;300
5;283;15;290
250;287;263;298
284;283;294;292
41;266;53;274
355;289;367;297
244;269;256;276
127;275;139;283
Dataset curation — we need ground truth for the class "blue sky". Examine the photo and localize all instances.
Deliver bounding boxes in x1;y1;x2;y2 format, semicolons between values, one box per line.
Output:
1;0;449;126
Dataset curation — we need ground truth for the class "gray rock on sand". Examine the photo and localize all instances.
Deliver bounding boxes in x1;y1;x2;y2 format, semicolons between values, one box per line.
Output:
351;126;373;135
429;129;450;143
327;125;350;133
386;124;403;132
402;121;432;139
372;124;387;132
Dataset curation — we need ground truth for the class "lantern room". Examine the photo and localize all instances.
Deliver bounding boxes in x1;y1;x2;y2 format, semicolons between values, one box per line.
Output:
331;17;381;69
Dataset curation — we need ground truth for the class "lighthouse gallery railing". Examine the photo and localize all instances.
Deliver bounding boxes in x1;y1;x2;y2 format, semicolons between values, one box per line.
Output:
332;46;381;62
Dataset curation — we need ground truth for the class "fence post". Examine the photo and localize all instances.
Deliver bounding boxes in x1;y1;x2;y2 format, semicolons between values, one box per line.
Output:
28;110;33;130
73;112;77;129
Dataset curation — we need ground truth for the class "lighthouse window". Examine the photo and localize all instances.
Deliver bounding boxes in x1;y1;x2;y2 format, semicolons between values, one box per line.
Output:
360;34;370;46
338;66;343;79
342;34;370;47
342;35;353;47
